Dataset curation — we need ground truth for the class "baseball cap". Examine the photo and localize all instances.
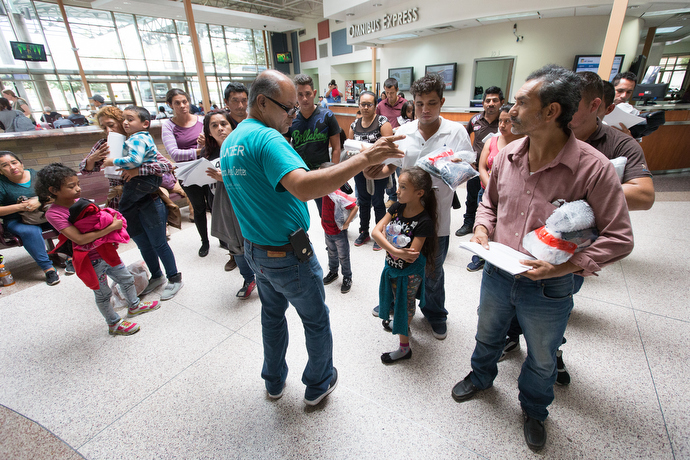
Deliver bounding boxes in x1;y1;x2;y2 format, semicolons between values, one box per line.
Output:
89;94;105;103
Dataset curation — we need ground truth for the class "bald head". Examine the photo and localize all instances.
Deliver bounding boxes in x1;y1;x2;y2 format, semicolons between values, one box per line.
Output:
248;70;294;109
248;70;298;134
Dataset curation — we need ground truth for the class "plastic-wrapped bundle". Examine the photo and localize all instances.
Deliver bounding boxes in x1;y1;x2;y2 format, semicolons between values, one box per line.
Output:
610;157;627;183
327;190;356;230
522;200;598;265
110;261;149;308
414;147;478;190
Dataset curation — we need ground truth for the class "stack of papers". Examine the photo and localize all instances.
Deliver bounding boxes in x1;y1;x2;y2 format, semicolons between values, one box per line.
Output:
603;105;644;129
459;241;535;275
175;158;217;186
104;132;126;179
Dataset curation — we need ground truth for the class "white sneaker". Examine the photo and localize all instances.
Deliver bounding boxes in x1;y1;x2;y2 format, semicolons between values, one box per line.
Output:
141;275;166;296
160;279;183;300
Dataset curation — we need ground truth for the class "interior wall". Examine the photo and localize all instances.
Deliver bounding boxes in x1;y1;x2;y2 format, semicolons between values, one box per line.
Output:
378;15;640;106
296;14;643;106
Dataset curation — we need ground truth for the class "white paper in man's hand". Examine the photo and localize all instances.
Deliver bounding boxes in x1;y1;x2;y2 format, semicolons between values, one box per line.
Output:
459;241;535;275
603;105;644;130
175;158;216;186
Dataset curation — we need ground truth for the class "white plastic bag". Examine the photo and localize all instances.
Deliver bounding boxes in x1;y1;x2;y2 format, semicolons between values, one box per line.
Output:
110;260;150;309
327;190;356;230
610;157;627;183
415;147;478;189
522;200;598;265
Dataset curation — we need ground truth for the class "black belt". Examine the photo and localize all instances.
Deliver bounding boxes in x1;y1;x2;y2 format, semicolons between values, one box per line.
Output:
252;242;293;252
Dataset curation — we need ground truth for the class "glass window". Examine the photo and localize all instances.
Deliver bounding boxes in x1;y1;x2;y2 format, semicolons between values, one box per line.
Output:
111;82;133;105
115;13;145;61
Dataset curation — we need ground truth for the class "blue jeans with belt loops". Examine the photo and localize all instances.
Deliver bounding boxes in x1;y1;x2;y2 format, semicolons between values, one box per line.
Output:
469;262;575;421
244;240;335;400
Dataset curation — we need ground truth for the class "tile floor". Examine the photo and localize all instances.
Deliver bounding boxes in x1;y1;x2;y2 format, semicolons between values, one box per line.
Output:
0;175;688;460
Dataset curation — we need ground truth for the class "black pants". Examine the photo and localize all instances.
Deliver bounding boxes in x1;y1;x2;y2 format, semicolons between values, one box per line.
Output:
183;183;213;243
463;176;481;227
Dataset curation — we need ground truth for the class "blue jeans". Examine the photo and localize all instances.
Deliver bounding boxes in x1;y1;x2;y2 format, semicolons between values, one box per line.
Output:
354;172;387;234
118;174;162;221
470;262;575;421
420;235;449;325
244;240;335;400
325;230;351;278
92;259;139;325
234;251;255;283
4;219;54;271
477;187;484;207
129;196;179;280
506;274;584;339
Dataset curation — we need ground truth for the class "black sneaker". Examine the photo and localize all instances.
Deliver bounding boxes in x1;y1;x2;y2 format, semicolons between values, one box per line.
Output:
466;255;485;272
455;223;473;237
323;271;338;285
304;367;338;406
555;349;570;385
45;269;60;286
354;232;370;246
341;277;352;293
64;259;75;275
430;321;447;340
498;336;520;362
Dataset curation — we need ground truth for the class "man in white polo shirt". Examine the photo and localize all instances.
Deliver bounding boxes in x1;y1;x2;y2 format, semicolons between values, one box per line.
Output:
366;73;473;339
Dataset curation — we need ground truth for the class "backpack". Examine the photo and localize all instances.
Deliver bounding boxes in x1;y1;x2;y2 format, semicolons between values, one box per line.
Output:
10;112;35;132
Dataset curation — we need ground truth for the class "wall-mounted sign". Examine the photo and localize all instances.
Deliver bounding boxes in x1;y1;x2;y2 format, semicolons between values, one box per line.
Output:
348;8;419;38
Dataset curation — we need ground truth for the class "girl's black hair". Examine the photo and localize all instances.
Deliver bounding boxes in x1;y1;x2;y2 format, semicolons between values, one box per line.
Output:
400;100;415;121
400;166;438;272
203;109;234;159
35;163;78;206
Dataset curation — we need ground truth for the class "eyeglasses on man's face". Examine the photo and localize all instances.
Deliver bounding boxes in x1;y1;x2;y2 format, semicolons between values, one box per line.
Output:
264;95;299;116
359;102;374;108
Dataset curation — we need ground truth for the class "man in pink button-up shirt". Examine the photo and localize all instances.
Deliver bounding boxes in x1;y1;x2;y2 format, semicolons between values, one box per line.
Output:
450;65;634;451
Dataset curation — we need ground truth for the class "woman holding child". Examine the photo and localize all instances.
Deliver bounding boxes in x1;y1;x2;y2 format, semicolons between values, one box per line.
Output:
80;106;183;300
161;88;212;258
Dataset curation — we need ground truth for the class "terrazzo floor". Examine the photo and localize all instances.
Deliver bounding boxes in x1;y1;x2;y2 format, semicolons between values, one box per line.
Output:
1;175;688;460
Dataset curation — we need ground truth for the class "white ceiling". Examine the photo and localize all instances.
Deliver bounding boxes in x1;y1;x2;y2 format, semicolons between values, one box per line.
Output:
325;1;690;45
37;0;690;45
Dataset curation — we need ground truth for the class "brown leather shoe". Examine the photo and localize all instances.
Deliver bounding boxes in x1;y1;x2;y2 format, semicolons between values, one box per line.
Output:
224;256;237;272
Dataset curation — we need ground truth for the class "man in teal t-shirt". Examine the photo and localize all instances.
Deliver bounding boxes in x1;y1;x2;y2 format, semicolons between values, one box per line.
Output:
220;70;404;407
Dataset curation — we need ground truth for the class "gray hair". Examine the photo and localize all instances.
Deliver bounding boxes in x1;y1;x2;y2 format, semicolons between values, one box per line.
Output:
248;72;282;109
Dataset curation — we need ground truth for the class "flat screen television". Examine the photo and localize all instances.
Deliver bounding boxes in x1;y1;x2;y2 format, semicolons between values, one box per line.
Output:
631;83;668;105
10;41;47;62
276;52;293;64
425;63;457;91
573;54;624;81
